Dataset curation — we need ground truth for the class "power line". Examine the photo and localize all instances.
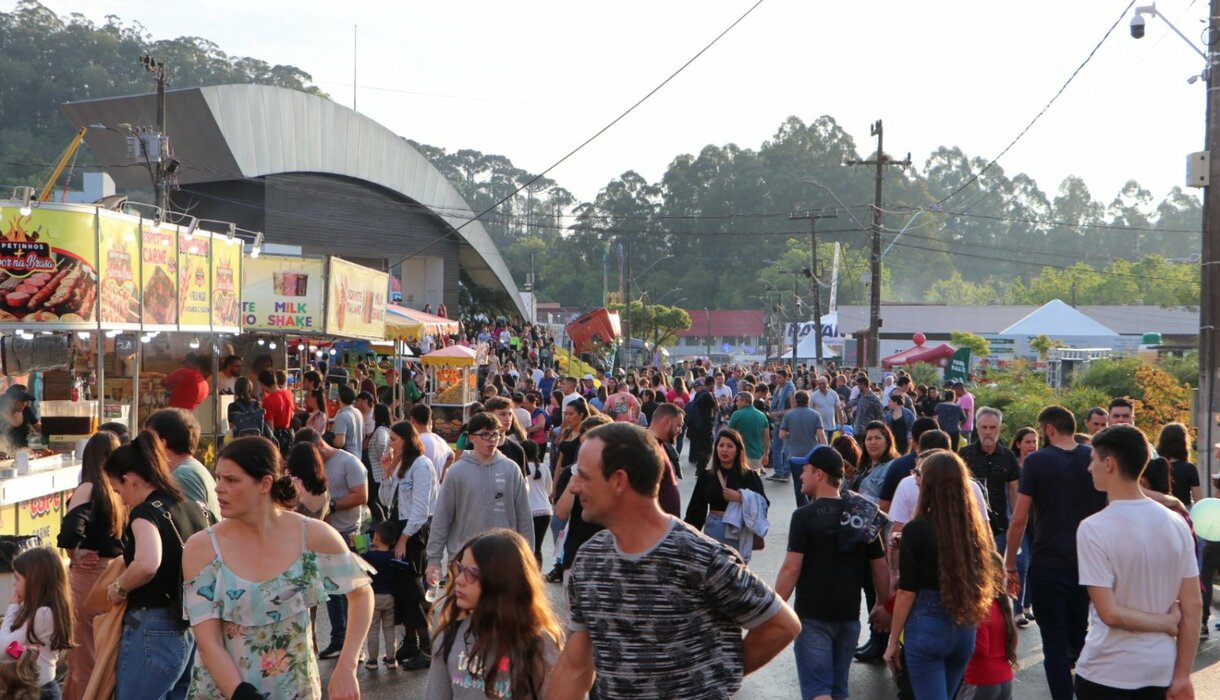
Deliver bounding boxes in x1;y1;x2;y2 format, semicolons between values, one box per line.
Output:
931;0;1138;208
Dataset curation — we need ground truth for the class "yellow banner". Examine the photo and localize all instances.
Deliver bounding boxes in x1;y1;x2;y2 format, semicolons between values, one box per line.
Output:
325;257;387;340
242;254;325;331
98;211;140;326
178;232;211;329
211;237;241;331
0;205;98;326
141;223;178;328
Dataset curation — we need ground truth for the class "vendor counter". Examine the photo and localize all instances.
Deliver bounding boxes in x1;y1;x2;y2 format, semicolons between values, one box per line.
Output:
0;454;79;546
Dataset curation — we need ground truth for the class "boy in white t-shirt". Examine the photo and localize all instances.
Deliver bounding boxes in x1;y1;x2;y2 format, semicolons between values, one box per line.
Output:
1073;424;1200;700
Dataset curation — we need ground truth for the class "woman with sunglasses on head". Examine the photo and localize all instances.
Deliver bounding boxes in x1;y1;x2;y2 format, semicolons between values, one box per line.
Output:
425;529;563;699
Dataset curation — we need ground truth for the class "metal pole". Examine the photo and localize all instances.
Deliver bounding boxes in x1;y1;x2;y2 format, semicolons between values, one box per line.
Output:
791;275;799;367
1201;0;1220;496
811;217;823;369
869;121;884;368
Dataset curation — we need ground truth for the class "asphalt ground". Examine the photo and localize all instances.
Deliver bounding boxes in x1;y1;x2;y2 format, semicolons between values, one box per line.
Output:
320;440;1220;699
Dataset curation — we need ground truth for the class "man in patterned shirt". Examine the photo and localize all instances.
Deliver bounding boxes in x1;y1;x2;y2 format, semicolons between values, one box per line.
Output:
547;423;800;700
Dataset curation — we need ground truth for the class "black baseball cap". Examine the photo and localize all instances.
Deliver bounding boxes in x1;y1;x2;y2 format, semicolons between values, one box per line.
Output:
788;445;845;479
3;384;34;402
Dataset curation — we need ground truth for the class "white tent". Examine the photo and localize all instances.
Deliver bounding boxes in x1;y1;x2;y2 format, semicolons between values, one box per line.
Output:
999;299;1119;337
789;331;837;360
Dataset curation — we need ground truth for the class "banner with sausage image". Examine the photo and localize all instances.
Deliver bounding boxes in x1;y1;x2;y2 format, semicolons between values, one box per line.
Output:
211;236;241;332
140;222;177;329
0;205;98;327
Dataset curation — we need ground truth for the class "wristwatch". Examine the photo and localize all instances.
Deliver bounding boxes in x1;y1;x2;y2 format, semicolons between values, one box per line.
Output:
111;579;128;598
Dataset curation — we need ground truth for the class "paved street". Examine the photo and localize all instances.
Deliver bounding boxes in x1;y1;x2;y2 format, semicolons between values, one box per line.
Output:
326;441;1220;699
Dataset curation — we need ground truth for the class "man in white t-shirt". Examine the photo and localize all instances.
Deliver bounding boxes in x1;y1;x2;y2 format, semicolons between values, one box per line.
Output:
887;430;987;528
1072;425;1199;699
561;376;583;409
409;403;454;481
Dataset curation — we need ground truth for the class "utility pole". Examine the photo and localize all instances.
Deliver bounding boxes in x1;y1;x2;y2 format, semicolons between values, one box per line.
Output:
846;120;910;367
777;269;805;366
141;54;170;214
625;240;632;368
788;210;838;368
1201;0;1220;495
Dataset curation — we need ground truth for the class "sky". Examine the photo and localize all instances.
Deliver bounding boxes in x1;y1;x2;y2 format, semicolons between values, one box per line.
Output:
28;0;1214;208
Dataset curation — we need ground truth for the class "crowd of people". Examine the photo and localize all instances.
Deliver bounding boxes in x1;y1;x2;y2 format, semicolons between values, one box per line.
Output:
3;333;1213;699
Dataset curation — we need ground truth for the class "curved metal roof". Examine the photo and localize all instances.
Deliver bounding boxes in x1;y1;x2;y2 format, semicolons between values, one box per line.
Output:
61;84;525;316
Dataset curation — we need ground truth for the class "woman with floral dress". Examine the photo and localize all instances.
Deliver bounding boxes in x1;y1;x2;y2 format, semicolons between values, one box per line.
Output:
182;436;373;700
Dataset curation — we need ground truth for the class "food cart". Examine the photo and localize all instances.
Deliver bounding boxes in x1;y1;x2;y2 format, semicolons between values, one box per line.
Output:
421;345;478;443
0;198;243;556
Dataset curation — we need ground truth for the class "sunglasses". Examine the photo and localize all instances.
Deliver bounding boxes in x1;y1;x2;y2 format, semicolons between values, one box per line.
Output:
451;561;481;584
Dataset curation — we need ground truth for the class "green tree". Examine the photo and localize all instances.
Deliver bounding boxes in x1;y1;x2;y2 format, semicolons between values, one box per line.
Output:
1029;334;1065;360
950;331;990;359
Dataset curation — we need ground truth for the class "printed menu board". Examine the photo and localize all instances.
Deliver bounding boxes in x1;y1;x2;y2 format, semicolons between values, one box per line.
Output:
211;237;241;332
177;232;211;330
97;211;140;327
140;223;177;329
241;254;325;332
325;256;387;341
0;205;98;326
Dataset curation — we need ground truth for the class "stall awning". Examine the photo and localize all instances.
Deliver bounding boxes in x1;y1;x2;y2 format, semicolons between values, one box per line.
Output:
385;305;460;342
881;343;956;369
421;345;477;367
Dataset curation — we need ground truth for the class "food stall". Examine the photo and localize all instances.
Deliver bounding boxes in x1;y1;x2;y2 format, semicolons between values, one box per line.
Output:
421;345;478;443
0;198;244;550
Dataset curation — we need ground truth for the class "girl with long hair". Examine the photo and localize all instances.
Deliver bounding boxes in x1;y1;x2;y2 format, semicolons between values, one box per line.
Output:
684;428;767;561
851;421;899;502
57;431;122;700
378;420;438;669
0;548;74;700
104;431;213;698
884;451;999;700
182;437;373;700
544;398;590;584
1153;422;1200;505
426;529;563;699
305;388;328;435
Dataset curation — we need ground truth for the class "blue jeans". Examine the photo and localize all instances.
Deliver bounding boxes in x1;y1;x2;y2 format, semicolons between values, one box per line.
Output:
903;590;975;700
792;470;810;508
1028;566;1089;700
1014;529;1032;616
39;682;61;700
794;618;860;700
326;529;355;645
117;607;195;700
770;429;788;477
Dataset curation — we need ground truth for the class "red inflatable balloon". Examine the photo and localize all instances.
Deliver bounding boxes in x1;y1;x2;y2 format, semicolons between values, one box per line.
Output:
913;332;926;346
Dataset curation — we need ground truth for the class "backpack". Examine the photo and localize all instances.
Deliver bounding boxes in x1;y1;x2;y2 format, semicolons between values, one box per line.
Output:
230;402;267;437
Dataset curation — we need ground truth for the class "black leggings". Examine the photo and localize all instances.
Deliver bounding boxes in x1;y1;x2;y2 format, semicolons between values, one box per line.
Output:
533;515;550;564
1074;676;1166;699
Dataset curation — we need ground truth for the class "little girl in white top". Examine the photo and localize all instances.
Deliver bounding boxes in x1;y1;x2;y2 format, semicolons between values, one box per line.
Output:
0;548;73;700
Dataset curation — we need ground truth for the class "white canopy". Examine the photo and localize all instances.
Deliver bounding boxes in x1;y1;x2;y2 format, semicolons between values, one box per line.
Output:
999;299;1118;337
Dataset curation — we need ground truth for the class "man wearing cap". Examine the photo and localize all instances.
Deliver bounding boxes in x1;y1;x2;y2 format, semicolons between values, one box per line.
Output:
775;446;889;700
0;384;40;448
580;374;597;401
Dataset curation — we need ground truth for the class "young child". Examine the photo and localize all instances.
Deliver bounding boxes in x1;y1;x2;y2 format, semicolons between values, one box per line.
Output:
522;441;553;565
361;521;400;670
955;552;1017;700
426;529;563;699
0;645;41;700
0;548;73;700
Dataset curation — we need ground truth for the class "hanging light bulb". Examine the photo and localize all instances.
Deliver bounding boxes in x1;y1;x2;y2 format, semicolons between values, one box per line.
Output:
18;187;33;217
140;334;152;343
189;338;200;349
329;348;337;356
77;332;90;340
269;342;277;350
257;338;266;346
297;343;305;352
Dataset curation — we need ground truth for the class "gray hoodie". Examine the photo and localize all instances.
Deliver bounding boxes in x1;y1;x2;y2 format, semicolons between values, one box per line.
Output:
426;450;534;566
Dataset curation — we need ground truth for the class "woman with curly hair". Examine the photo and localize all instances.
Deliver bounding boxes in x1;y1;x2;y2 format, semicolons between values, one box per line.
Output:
426;529;562;699
884;450;999;700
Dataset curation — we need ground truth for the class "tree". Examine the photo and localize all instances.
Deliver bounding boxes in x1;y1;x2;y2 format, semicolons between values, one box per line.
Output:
1029;334;1065;360
607;300;692;348
950;331;990;359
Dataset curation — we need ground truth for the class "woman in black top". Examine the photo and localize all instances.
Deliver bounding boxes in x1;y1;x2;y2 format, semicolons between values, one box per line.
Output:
884;450;999;700
58;430;123;700
102;430;213;698
543;398;590;583
684;428;768;561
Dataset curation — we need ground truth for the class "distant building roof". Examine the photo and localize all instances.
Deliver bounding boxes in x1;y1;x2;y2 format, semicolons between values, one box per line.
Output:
834;303;1197;337
678;309;765;337
1000;300;1118;337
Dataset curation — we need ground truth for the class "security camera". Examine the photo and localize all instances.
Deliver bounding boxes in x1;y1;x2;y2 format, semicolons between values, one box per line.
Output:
1131;14;1146;38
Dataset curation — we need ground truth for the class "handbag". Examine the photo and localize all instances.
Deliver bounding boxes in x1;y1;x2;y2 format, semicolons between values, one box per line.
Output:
83;556;126;616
